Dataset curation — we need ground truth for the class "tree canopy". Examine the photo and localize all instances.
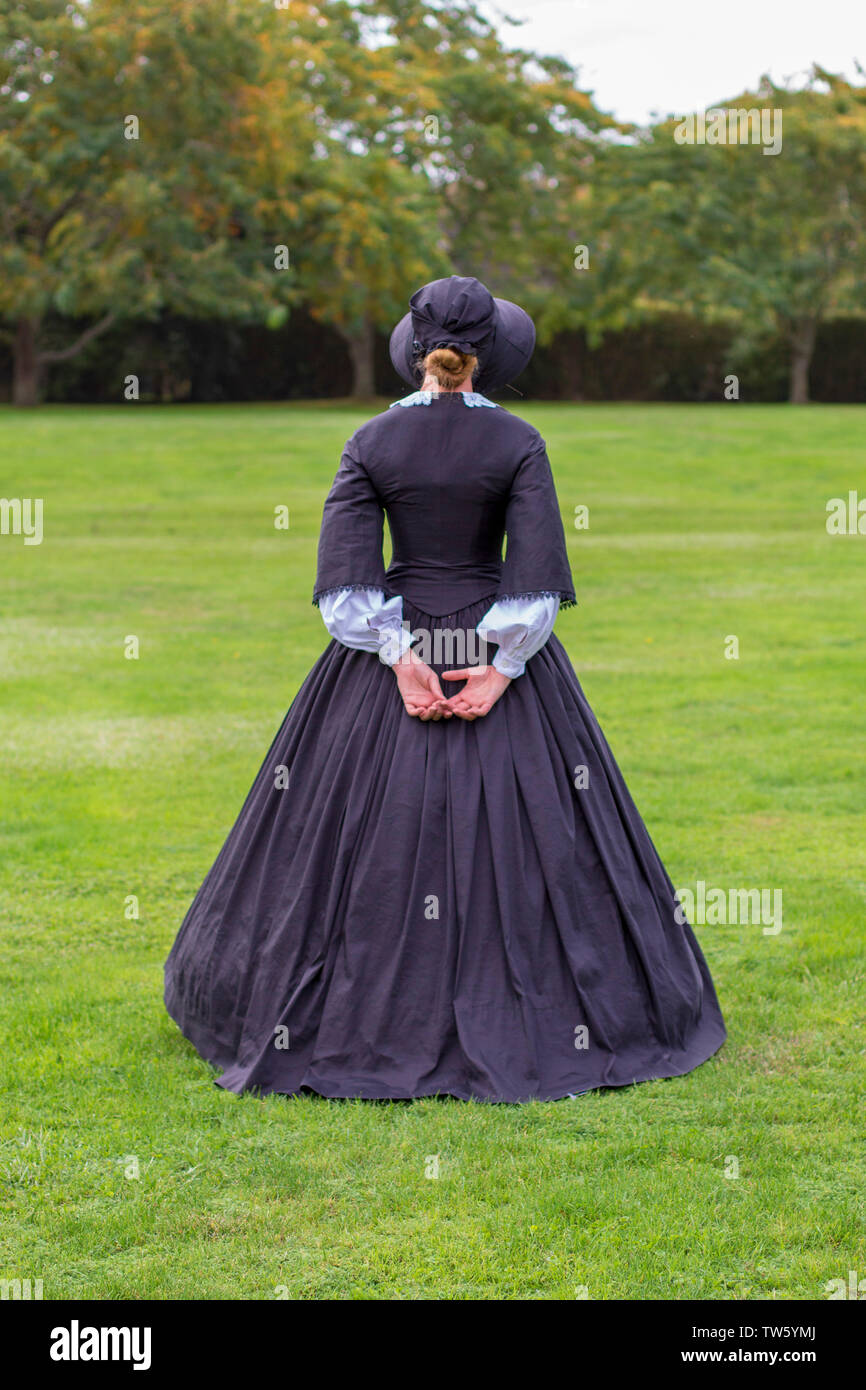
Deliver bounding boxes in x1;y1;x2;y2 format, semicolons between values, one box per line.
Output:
1;3;863;403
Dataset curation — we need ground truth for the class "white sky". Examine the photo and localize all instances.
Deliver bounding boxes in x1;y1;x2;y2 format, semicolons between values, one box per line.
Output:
483;0;863;123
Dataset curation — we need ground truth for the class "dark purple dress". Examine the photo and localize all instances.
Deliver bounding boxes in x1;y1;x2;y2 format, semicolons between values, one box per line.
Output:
164;393;726;1100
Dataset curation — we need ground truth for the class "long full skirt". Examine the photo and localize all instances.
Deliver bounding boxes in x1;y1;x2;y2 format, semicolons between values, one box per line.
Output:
164;595;726;1101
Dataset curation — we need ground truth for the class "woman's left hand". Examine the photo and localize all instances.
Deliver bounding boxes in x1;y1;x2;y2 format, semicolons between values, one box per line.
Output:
441;665;511;720
392;651;452;720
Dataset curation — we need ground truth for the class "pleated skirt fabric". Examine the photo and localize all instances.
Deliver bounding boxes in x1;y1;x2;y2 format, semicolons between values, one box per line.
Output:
164;595;726;1101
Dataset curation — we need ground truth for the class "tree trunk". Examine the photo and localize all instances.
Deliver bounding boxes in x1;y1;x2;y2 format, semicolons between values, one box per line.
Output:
789;317;817;404
13;318;42;407
345;318;376;398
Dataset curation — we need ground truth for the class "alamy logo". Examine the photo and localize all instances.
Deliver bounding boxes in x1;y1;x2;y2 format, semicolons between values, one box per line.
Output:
49;1320;152;1371
0;1277;43;1299
0;497;43;545
675;881;782;935
380;622;486;668
826;491;866;535
825;1270;866;1299
674;107;783;156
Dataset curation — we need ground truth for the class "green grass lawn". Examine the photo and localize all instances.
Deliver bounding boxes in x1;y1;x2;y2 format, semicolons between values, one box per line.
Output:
1;400;864;1300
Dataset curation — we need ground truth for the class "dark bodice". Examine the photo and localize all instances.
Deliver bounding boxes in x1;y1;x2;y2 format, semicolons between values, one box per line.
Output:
314;393;575;617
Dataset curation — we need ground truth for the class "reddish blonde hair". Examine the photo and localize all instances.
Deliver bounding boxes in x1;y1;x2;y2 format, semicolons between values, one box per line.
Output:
423;347;477;389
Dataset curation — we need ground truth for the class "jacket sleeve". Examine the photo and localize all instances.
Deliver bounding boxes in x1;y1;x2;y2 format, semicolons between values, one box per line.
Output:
312;437;390;605
318;587;414;666
476;594;560;678
495;436;576;607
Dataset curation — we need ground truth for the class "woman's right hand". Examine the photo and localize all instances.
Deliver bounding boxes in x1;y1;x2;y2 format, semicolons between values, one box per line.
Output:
392;651;452;720
441;664;511;720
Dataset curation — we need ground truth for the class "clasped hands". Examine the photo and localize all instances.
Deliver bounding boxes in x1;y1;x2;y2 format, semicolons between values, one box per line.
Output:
392;650;511;721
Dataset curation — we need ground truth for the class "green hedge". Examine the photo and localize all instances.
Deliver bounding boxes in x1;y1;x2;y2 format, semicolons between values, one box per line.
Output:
1;311;864;403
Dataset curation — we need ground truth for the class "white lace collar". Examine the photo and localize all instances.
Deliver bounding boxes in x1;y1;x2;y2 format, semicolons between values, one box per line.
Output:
389;390;499;409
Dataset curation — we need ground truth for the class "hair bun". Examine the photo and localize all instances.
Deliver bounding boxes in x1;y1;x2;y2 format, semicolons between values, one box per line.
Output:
424;346;477;389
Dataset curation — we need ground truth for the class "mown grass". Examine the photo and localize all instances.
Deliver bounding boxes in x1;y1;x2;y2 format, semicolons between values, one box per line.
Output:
0;400;864;1300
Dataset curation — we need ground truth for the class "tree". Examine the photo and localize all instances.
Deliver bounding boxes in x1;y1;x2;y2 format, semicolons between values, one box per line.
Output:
0;0;297;404
270;0;613;394
580;70;866;402
360;0;614;345
261;0;449;396
1;0;615;402
294;148;448;396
